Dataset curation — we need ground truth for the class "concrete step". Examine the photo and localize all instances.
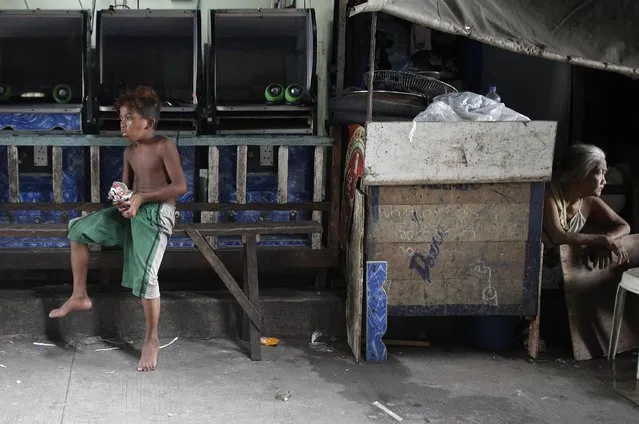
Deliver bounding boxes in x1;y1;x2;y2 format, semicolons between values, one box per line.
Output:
0;289;346;342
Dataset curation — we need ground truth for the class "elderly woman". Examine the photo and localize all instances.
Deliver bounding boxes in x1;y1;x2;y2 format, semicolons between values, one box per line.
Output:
543;143;630;278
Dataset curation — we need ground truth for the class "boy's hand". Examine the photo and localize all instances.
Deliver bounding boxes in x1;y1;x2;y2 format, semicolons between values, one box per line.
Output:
122;194;143;219
114;200;129;214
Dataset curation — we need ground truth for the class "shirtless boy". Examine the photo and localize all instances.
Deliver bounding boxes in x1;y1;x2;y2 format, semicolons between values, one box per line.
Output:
48;86;187;372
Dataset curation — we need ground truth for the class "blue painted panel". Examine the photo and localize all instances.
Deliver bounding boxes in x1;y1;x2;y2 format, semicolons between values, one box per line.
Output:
0;113;82;132
366;261;388;362
217;146;313;247
0;145;85;248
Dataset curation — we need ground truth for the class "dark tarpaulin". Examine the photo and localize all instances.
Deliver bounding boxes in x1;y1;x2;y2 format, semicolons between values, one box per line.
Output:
350;0;639;77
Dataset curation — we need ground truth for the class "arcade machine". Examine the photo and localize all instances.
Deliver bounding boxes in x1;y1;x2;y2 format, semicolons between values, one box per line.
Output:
95;9;202;247
0;10;89;247
207;8;317;247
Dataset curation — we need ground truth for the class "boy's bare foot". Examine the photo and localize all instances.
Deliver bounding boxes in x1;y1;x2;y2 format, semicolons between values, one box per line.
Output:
137;336;159;372
48;296;92;318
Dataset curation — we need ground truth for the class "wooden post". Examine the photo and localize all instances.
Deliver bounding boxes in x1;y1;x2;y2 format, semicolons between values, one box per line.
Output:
90;146;101;204
312;145;326;249
236;145;248;205
328;129;343;248
277;146;289;204
243;233;261;361
51;147;63;204
7;146;19;222
89;146;104;280
201;146;220;249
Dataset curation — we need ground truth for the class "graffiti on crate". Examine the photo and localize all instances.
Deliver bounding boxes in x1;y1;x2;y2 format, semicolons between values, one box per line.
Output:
424;184;480;191
469;260;498;306
409;226;448;283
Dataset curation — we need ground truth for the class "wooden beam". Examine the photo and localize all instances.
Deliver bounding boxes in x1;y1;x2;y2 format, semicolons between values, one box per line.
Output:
0;135;333;147
186;228;262;331
202;146;220;249
243;233;261;361
88;146;101;252
8;145;19;203
0;221;323;238
328;129;343;248
90;146;101;203
0;247;340;271
0;201;332;212
236;145;248;205
312;145;326;249
277;146;289;204
51;147;63;204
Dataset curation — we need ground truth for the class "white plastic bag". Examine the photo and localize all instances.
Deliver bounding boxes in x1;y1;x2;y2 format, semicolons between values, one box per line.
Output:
414;91;530;122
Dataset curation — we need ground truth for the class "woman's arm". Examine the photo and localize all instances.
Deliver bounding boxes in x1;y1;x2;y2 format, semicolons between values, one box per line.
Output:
588;196;631;240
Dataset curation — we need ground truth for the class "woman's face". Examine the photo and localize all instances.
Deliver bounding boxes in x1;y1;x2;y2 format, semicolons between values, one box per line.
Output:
580;160;607;197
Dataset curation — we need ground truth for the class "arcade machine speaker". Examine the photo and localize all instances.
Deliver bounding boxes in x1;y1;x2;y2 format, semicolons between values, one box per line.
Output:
207;9;317;248
0;10;89;133
0;10;89;243
208;8;316;135
96;9;203;137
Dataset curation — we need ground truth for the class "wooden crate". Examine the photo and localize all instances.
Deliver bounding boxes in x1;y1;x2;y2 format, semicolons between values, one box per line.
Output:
366;182;542;314
346;120;557;362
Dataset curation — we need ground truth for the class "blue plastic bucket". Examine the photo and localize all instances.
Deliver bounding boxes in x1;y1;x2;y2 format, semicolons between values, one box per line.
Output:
469;316;518;351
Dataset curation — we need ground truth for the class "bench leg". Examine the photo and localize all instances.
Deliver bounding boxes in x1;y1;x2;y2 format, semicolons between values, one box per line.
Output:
244;234;261;361
186;228;263;361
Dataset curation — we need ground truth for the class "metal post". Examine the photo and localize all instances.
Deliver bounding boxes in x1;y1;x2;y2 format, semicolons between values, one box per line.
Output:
366;12;378;122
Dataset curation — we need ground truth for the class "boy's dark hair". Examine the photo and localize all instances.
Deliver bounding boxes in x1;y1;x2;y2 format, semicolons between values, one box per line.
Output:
115;86;161;127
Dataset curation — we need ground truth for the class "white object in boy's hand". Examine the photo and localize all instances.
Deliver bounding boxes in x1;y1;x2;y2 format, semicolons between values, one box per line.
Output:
108;181;134;204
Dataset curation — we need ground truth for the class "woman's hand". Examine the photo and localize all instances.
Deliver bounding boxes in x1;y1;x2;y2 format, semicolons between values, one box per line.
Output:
599;235;630;266
589;247;613;269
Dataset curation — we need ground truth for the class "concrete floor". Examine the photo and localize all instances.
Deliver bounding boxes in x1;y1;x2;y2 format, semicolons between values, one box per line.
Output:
1;335;638;424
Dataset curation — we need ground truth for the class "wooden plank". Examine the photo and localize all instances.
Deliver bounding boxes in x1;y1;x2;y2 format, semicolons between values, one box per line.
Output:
382;277;523;306
186;228;262;331
368;241;526;281
0;221;323;238
277;146;289;204
88;146;101;252
90;146;101;203
0;201;332;212
0;135;333;147
346;189;364;363
202;146;220;249
560;234;639;361
236;145;247;205
243;233;261;361
312;145;326;249
366;203;530;242
8;145;19;203
362;121;557;186
377;184;530;205
51;147;63;204
328;128;343;248
0;247;339;271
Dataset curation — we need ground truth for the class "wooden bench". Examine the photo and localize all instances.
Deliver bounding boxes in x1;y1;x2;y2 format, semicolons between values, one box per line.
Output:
0;221;323;360
0;134;344;360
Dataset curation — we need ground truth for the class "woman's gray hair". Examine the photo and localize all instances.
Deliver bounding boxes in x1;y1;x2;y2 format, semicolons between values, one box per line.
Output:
555;143;606;182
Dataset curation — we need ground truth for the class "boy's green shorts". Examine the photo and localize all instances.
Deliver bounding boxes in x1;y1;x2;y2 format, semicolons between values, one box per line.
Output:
67;203;176;299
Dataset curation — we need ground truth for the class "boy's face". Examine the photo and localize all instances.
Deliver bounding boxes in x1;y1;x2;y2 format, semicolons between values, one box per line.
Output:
119;106;153;142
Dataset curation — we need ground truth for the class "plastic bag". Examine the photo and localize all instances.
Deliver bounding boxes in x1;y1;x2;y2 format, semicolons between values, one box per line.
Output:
413;91;530;122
